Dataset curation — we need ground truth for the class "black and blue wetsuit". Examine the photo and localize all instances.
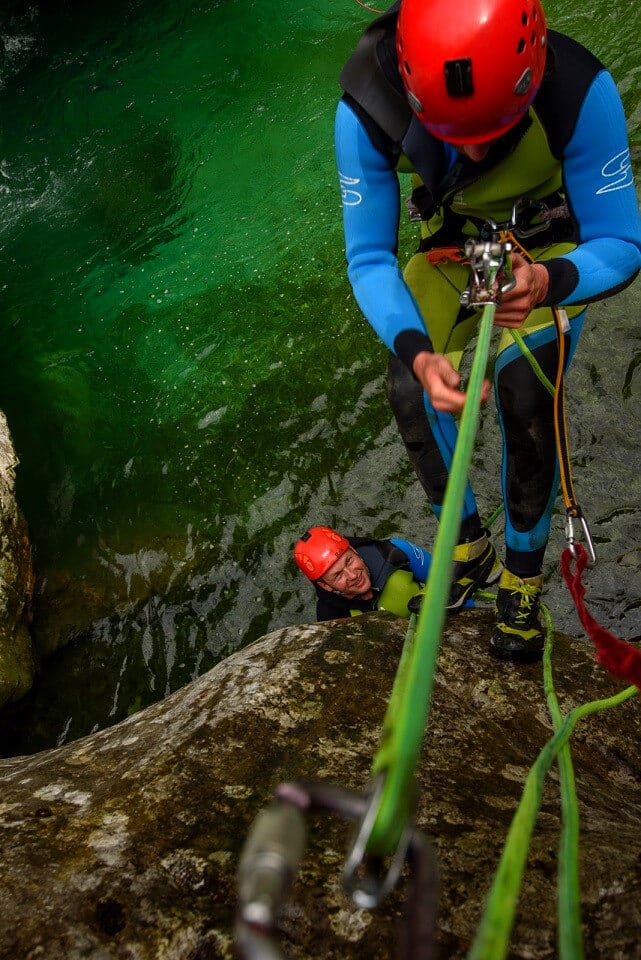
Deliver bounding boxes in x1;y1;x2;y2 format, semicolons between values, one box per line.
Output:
335;10;641;577
314;536;431;621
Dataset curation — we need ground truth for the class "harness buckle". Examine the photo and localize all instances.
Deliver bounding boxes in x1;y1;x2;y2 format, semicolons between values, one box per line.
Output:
509;197;552;238
565;510;597;568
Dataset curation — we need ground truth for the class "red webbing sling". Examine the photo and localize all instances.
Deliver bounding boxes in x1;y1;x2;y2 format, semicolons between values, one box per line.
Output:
561;543;641;689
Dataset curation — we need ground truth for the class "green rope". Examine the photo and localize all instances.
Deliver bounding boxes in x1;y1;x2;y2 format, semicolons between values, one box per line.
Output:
508;328;555;396
456;330;636;960
540;603;583;960
466;605;638;960
366;303;497;858
483;502;505;531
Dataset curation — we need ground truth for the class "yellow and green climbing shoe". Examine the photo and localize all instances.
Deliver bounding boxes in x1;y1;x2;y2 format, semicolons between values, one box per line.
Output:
447;531;502;612
490;570;545;662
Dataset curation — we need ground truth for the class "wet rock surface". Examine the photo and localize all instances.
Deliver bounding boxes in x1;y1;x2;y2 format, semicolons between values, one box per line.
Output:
0;410;34;707
0;609;639;959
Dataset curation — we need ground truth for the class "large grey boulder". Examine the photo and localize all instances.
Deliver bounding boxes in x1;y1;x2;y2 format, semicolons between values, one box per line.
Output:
0;410;34;707
0;609;639;959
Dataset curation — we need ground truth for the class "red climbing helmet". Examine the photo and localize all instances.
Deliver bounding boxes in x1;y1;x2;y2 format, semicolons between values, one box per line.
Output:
396;0;548;144
293;526;350;581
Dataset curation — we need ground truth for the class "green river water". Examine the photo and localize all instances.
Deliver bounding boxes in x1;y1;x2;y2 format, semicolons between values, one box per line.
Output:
0;0;640;754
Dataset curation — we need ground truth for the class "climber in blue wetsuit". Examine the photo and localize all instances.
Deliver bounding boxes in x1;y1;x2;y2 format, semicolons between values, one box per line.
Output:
294;525;449;622
335;0;641;661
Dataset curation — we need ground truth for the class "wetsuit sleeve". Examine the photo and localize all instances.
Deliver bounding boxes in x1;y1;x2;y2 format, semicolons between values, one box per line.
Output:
389;537;432;583
334;98;433;368
543;71;641;306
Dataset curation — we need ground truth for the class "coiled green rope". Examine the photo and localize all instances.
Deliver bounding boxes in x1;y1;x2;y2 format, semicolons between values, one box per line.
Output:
467;597;637;960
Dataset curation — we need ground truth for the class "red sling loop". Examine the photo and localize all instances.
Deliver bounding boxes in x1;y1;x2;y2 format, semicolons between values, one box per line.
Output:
561;544;641;689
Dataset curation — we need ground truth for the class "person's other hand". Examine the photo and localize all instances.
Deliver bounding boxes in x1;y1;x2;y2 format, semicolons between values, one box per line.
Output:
493;252;549;328
412;351;490;415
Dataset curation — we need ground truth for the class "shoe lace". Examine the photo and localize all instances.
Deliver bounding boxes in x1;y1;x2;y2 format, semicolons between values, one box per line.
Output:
511;582;539;624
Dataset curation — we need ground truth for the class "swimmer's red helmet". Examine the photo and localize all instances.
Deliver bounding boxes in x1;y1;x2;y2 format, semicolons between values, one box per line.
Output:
293;526;350;581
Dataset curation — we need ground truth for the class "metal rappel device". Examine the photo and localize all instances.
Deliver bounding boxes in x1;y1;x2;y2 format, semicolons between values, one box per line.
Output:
459;224;516;308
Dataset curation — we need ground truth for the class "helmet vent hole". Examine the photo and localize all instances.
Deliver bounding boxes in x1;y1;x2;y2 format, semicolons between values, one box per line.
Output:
444;58;474;97
522;11;528;25
404;60;412;75
517;37;526;54
531;30;536;44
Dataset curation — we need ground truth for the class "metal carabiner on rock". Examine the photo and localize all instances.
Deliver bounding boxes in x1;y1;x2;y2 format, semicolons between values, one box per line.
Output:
237;796;307;930
235;777;439;960
341;772;414;910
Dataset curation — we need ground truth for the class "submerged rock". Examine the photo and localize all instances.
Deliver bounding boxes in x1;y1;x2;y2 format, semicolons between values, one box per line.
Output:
0;410;34;707
0;609;639;959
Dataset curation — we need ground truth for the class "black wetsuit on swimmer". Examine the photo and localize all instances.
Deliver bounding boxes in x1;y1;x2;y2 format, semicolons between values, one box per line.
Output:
314;536;432;621
336;6;641;577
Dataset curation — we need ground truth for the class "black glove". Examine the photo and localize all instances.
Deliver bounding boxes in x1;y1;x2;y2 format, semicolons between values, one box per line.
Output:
407;591;425;615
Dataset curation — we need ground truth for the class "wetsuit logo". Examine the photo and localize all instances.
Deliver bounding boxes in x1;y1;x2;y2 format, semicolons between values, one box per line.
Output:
596;149;633;194
339;171;362;206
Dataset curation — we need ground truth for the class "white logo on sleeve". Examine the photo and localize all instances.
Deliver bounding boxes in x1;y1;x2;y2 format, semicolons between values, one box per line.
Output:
596;149;634;194
339;171;363;206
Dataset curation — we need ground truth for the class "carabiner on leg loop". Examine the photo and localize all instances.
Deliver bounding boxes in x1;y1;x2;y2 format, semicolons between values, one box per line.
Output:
565;510;596;568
